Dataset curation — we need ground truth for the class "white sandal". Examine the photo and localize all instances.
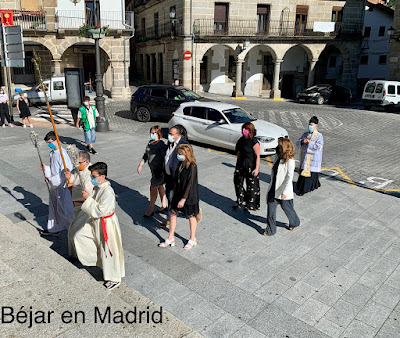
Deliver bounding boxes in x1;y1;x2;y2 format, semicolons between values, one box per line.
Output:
159;238;175;247
184;239;197;250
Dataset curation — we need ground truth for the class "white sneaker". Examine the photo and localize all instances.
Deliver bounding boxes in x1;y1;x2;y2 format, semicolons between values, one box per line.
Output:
23;124;26;128
30;124;33;128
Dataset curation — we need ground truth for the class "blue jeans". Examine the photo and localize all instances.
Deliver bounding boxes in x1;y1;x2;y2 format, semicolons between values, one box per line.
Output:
84;128;96;145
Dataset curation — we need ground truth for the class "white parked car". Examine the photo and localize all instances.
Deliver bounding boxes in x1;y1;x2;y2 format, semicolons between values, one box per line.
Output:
362;80;400;111
168;102;289;156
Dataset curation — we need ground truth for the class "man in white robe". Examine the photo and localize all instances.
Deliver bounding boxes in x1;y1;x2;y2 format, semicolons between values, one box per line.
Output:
81;162;125;290
65;150;95;260
41;131;73;236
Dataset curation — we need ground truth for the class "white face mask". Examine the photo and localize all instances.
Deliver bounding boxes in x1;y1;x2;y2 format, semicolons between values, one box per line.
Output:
83;102;89;106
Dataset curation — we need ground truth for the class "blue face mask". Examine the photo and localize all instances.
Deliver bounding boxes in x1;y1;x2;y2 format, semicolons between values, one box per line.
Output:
47;143;56;150
91;177;100;187
177;154;185;162
168;134;175;143
308;125;314;133
150;133;157;141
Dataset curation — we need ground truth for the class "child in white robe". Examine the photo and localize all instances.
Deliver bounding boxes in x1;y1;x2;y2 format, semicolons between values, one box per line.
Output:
81;162;125;290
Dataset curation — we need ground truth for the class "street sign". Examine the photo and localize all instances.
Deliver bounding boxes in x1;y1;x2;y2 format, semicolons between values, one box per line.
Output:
0;11;14;26
183;50;192;60
0;25;25;68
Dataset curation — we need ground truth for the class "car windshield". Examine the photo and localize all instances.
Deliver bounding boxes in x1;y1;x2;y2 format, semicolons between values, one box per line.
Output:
181;88;201;100
222;107;255;123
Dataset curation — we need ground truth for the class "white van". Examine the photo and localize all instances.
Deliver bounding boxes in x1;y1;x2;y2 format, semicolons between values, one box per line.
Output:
362;80;400;111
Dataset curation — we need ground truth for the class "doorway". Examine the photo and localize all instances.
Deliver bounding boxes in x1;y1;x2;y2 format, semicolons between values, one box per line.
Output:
83;53;96;86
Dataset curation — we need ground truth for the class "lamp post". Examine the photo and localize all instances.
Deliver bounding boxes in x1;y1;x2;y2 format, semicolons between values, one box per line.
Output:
170;7;179;38
93;0;109;131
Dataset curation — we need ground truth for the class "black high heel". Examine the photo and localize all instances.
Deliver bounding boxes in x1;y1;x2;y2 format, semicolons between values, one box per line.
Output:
143;212;154;218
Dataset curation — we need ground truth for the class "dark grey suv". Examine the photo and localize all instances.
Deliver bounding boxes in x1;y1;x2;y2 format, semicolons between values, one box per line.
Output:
130;85;212;122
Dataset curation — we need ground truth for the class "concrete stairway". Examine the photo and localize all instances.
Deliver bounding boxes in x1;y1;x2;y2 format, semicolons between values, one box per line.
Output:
0;214;200;337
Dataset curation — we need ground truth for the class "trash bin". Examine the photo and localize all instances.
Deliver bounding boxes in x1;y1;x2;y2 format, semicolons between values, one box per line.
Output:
96;117;109;132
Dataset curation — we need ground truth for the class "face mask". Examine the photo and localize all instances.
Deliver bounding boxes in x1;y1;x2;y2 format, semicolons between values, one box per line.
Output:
78;164;85;171
83;102;89;106
168;134;175;143
308;125;314;133
91;176;100;187
242;129;249;137
47;143;56;150
177;154;185;162
150;133;157;141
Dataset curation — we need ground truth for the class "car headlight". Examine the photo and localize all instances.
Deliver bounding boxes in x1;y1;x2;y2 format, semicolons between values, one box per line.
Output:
257;136;275;143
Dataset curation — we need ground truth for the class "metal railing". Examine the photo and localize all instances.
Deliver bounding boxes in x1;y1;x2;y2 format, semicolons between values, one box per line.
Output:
13;11;46;30
193;19;362;38
56;10;134;30
135;22;183;42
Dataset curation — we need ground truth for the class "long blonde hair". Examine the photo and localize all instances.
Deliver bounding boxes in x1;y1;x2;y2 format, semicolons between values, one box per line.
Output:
278;138;295;163
177;144;196;168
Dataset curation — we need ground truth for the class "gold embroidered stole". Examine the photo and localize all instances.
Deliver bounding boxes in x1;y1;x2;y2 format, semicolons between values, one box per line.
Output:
300;129;318;177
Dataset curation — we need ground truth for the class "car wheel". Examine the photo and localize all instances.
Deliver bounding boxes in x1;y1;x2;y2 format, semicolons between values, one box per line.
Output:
177;125;188;141
384;104;395;113
135;107;151;122
317;96;325;105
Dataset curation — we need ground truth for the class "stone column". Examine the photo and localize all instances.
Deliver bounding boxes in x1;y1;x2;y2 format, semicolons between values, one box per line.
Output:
272;59;282;99
155;53;160;84
307;58;318;88
149;54;154;83
235;60;244;97
52;59;62;75
182;37;192;88
110;59;131;99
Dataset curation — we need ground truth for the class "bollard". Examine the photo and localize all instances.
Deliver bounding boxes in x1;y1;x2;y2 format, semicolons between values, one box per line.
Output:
96;117;110;132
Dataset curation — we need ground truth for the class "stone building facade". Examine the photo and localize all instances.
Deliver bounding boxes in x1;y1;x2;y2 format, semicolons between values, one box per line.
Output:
0;0;132;99
131;0;365;99
389;0;400;80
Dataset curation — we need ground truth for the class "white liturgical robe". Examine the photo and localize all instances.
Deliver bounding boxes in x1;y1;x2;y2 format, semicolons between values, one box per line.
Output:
44;148;73;232
81;181;125;283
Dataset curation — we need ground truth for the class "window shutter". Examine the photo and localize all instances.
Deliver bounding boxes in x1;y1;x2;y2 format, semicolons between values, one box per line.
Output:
257;6;268;15
296;5;308;15
214;4;227;22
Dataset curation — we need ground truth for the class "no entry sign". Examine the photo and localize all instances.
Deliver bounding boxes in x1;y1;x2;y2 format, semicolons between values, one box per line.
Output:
183;50;192;60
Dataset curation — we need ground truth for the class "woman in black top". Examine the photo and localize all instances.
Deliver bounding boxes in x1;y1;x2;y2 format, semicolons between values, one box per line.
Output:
16;92;33;128
233;122;261;210
159;144;201;250
137;125;168;217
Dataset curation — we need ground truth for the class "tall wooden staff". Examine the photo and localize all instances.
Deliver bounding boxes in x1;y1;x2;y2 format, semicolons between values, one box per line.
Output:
32;51;70;185
30;131;58;223
66;144;85;192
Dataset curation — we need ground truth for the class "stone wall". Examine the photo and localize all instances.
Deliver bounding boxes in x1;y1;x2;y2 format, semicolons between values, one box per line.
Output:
389;0;400;80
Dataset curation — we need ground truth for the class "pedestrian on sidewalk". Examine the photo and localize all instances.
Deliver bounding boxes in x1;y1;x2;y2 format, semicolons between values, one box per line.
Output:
296;116;324;196
162;126;189;227
65;151;95;261
233;122;260;211
137;125;168;217
16;92;33;128
159;144;201;250
264;138;300;236
80;162;125;290
0;88;14;128
76;96;100;154
41;131;74;236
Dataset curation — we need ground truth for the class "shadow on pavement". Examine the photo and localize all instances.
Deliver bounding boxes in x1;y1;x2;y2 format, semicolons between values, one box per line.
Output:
59;135;87;150
115;110;135;120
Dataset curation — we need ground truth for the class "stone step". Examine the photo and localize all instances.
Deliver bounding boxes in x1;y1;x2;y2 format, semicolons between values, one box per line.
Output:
0;214;198;337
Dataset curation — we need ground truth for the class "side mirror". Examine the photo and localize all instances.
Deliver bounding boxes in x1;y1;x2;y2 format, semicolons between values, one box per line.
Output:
218;119;226;124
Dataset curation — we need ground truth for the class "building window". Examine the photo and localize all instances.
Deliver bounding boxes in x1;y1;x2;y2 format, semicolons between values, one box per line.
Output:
154;13;159;37
331;7;343;23
379;55;387;64
85;0;100;26
200;56;208;84
257;5;270;34
295;5;308;36
214;3;228;32
141;18;145;34
378;26;386;37
360;55;369;65
364;26;371;37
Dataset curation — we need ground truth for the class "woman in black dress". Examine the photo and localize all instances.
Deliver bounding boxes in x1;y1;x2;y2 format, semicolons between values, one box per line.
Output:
233;122;261;210
159;144;201;250
137;125;168;217
16;92;33;128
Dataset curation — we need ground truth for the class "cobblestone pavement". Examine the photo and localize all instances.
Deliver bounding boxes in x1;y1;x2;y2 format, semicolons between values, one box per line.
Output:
0;118;399;337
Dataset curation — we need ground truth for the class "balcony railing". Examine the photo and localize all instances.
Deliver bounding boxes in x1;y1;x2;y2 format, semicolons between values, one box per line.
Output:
13;11;46;30
56;10;133;30
135;22;183;42
193;19;362;38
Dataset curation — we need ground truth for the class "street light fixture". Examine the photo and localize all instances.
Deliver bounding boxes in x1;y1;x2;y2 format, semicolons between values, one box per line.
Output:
387;26;396;39
170;7;179;38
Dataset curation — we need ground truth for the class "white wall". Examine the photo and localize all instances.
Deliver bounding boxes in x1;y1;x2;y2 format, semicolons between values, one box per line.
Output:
358;5;393;80
243;46;263;97
208;46;234;96
281;46;308;72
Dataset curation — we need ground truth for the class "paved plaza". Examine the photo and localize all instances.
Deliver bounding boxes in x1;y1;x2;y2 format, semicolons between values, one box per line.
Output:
0;98;399;337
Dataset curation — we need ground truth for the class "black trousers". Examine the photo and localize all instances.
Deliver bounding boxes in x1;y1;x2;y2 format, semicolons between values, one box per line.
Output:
234;167;260;210
265;198;300;235
0;103;11;125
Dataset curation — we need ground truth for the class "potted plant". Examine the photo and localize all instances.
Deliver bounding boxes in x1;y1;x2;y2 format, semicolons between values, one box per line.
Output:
79;24;110;39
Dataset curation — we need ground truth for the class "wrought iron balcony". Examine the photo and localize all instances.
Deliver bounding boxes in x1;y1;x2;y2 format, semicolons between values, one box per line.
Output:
135;22;183;42
55;10;134;30
13;11;46;30
193;19;362;38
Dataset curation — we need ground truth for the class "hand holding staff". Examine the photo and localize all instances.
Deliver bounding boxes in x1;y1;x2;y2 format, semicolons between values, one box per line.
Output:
66;144;85;192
